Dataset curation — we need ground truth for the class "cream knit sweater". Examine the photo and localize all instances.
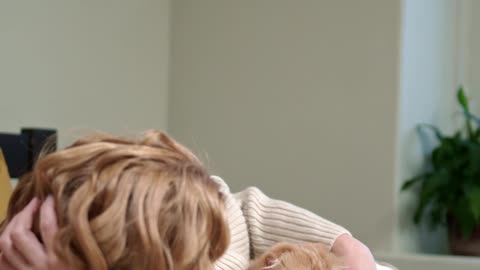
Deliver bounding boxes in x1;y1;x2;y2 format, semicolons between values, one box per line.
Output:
212;176;395;270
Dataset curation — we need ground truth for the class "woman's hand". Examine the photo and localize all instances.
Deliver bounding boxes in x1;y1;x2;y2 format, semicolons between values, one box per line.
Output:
331;234;376;270
0;197;69;270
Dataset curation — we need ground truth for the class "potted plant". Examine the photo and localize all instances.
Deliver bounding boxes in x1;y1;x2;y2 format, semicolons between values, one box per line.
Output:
402;87;480;255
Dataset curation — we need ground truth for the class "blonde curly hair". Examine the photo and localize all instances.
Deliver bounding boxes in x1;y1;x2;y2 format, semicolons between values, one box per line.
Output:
0;130;230;270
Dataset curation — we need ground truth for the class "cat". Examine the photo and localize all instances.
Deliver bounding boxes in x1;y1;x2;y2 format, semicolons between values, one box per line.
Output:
249;242;344;270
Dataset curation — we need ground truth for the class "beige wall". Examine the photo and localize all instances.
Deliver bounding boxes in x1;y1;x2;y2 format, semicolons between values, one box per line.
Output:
465;0;480;107
169;0;401;251
0;0;170;147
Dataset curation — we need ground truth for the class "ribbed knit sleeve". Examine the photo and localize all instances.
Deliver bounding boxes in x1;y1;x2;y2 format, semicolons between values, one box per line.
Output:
233;186;351;257
212;176;250;270
211;176;395;270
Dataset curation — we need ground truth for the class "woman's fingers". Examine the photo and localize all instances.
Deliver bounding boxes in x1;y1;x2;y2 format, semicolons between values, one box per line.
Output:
10;229;46;267
0;198;42;270
11;198;41;230
0;198;41;260
0;243;30;270
0;254;16;270
39;198;70;270
39;196;59;250
0;197;69;270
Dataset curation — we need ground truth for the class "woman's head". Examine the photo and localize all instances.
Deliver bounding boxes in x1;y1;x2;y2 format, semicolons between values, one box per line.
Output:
0;130;230;270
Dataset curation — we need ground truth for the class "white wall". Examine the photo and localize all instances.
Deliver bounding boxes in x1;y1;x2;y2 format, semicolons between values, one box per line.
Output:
0;0;170;147
169;0;401;251
395;0;458;254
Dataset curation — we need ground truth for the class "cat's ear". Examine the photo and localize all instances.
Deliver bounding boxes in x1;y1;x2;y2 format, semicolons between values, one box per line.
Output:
264;254;279;268
262;243;295;268
248;252;280;270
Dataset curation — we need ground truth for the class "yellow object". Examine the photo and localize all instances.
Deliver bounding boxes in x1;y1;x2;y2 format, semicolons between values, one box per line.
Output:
0;150;12;221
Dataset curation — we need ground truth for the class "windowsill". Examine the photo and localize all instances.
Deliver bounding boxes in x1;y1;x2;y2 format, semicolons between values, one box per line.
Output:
374;251;480;270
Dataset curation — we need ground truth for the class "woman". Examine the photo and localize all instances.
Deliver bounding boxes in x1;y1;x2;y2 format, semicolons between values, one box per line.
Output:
0;131;378;270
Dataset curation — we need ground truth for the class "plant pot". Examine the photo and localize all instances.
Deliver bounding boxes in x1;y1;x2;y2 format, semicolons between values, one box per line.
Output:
448;219;480;256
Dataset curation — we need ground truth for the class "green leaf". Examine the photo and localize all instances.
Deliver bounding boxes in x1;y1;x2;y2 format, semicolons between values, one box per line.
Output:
401;174;427;190
452;197;477;238
474;129;480;141
420;171;448;198
413;171;448;224
429;202;447;228
468;187;480;222
417;124;444;141
466;143;480;176
462;111;480;127
457;86;475;139
458;86;469;112
431;139;458;170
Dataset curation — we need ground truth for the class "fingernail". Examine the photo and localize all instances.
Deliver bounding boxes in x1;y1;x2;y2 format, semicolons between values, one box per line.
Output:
28;197;40;207
24;197;41;212
44;195;54;205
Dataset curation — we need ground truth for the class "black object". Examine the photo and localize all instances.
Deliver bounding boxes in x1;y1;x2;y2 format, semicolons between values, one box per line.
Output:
0;128;57;178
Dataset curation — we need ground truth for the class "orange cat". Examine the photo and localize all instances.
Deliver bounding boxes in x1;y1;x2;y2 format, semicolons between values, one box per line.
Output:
249;242;343;270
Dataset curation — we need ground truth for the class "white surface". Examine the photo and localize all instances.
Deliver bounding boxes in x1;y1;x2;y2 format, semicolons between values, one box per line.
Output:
376;262;396;270
375;252;480;270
